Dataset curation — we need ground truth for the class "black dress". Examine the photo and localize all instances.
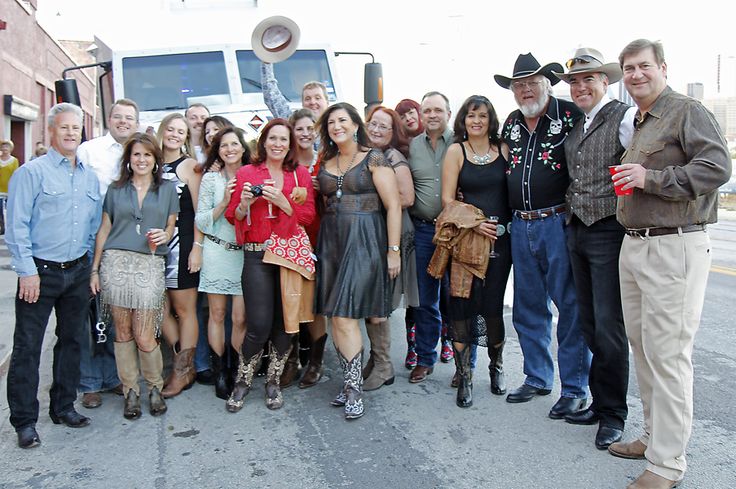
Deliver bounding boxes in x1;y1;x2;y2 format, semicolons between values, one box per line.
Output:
448;144;512;346
162;155;200;290
314;149;392;319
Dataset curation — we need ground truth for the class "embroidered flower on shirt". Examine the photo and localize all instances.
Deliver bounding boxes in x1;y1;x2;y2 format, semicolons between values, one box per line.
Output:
537;142;559;170
507;146;523;173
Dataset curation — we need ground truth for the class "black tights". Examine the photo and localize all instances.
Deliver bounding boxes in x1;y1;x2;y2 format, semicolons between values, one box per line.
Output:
241;251;293;358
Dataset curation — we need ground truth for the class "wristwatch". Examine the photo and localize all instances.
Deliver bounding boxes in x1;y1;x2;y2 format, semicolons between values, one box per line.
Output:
388;245;400;252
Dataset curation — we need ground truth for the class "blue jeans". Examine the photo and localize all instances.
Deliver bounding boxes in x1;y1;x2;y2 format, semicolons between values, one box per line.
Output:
78;319;119;393
510;212;590;398
194;292;210;373
7;258;91;429
412;219;443;367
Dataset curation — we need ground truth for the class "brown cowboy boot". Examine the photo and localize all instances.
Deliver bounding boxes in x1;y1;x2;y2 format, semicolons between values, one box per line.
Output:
299;334;327;389
139;345;167;416
363;320;395;391
266;344;292;410
226;350;262;413
279;335;300;388
161;345;196;398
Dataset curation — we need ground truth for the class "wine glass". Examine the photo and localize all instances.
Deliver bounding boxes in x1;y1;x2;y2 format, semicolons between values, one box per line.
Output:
146;229;158;256
487;216;500;259
263;178;277;219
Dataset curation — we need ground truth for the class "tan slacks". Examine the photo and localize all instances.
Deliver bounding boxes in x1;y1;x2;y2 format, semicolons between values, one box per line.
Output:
619;230;711;481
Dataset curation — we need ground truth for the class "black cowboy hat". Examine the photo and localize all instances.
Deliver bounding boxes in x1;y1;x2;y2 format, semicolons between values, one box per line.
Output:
494;53;564;89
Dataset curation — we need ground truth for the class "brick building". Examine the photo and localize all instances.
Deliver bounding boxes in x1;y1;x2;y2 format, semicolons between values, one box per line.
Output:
0;0;96;163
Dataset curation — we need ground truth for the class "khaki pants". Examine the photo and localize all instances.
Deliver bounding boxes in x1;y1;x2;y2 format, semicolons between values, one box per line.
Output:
619;230;711;481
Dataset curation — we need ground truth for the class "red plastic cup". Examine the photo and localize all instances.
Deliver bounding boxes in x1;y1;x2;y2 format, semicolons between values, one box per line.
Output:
609;166;633;196
146;230;158;255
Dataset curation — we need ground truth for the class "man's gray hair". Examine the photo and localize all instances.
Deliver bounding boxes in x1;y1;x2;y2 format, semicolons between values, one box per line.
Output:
542;77;554;96
421;91;451;112
48;103;83;127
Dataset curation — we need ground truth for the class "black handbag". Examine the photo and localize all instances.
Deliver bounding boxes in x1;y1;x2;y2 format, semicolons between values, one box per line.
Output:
88;294;108;355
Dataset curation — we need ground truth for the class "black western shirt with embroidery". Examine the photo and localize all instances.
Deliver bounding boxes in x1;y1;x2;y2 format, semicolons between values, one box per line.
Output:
502;97;583;211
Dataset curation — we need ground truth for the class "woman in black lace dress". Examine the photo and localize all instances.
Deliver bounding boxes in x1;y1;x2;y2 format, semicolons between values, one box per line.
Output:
314;103;402;420
441;95;512;408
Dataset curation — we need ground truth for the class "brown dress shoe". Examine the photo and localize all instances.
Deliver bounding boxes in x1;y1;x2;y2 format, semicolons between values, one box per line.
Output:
608;439;647;459
409;365;433;383
627;470;679;489
109;384;124;396
81;392;102;409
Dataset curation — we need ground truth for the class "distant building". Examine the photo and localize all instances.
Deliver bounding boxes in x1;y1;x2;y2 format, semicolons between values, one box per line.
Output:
0;0;96;163
703;97;736;141
687;83;705;101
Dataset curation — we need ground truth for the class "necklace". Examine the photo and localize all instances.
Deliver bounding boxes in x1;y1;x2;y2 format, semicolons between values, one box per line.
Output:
335;150;358;199
467;141;493;165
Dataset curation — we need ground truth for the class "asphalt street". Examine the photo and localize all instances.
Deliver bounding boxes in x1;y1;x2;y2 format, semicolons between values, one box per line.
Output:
0;218;735;489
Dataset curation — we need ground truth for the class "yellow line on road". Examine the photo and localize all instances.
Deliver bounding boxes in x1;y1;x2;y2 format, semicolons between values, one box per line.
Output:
711;265;736;276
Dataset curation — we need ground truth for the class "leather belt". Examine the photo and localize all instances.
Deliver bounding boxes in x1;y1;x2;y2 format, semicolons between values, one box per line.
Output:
514;204;567;221
204;233;242;251
34;253;88;270
625;224;706;239
242;242;268;252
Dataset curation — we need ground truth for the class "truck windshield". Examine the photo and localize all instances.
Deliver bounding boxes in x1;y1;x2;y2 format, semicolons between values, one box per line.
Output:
122;51;229;111
236;49;336;102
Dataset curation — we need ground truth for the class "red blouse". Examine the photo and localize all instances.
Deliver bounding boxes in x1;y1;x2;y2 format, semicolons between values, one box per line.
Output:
225;163;316;245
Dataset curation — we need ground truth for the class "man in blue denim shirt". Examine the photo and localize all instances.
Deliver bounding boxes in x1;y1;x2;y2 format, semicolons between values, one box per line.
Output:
5;103;102;449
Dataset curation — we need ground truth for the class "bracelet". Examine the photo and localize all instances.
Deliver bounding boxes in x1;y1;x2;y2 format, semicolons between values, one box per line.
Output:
194;241;204;248
91;270;99;275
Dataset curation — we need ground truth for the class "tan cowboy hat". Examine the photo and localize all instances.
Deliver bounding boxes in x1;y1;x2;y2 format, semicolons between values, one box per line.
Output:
494;53;564;89
552;47;622;84
251;16;301;64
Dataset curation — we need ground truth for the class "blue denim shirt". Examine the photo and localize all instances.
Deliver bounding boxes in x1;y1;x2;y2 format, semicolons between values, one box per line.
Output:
6;147;102;277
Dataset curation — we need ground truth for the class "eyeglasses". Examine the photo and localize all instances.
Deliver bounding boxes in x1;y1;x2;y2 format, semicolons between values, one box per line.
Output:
511;80;543;91
367;121;392;133
566;55;600;70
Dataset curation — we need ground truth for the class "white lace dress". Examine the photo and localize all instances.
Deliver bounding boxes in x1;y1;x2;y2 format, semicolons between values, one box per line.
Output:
195;171;243;295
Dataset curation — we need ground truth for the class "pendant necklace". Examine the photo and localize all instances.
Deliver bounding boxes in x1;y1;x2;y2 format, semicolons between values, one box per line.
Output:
335;150;358;199
467;141;493;165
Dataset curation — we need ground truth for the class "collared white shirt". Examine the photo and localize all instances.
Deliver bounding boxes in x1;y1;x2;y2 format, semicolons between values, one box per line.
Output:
77;133;123;196
584;95;637;148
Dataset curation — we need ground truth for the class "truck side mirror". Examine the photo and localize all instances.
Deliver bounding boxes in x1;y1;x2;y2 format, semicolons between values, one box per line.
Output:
364;62;383;114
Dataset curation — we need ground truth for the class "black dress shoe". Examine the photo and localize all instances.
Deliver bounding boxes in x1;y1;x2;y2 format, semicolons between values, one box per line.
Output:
564;407;600;425
595;425;623;450
506;383;552;403
16;426;41;449
548;396;587;419
49;410;90;428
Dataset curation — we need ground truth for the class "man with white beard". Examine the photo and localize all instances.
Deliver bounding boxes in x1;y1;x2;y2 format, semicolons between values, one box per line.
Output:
494;54;591;420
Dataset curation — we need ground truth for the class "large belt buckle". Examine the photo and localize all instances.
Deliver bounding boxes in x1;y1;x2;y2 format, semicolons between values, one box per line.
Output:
628;229;646;240
225;242;236;251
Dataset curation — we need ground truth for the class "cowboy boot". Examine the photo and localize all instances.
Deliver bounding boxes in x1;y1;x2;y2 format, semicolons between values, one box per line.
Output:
114;341;141;419
298;326;312;368
161;345;196;398
489;341;507;395
404;310;417;369
212;353;230;400
363;320;395;391
330;343;348;407
342;349;365;420
299;333;327;389
266;343;292;410
279;335;300;388
226;350;262;413
454;345;473;408
139;345;167;416
256;344;269;377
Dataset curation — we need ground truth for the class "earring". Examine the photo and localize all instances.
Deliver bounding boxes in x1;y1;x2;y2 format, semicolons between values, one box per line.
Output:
353;132;358;142
464;131;468;140
127;162;132;172
153;163;158;173
329;139;335;146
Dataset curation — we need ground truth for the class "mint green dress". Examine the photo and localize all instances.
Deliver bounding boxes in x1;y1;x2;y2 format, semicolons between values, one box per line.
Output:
195;171;243;295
